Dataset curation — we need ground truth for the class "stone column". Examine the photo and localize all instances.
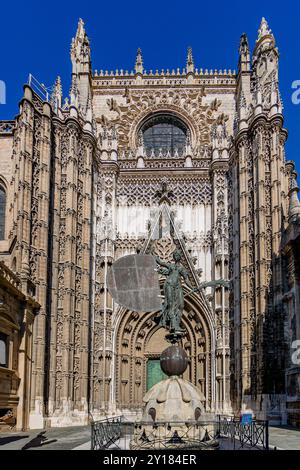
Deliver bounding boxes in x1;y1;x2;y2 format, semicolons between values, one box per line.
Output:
211;161;230;413
92;162;118;416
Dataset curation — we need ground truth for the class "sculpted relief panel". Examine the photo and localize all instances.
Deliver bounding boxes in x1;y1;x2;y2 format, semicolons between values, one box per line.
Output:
95;88;232;157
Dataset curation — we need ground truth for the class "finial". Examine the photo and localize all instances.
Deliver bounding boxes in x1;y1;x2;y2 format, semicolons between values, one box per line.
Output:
71;18;89;51
288;170;300;222
239;33;249;55
135;48;143;74
50;76;62;112
70;18;90;74
257;17;272;41
69;74;78;107
76;18;85;39
55;76;62;94
238;33;250;73
186;47;194;74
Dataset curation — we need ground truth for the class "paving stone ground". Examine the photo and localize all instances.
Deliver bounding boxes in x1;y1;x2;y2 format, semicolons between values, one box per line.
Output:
269;425;300;450
0;425;299;450
0;426;91;450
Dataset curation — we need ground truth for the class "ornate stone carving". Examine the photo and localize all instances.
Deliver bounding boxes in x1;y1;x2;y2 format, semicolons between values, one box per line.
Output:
152;237;176;263
97;89;226;155
184;230;212;251
117;177;212;206
213;173;229;256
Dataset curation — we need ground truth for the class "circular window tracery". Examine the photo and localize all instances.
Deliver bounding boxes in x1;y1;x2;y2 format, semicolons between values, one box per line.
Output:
140;114;188;158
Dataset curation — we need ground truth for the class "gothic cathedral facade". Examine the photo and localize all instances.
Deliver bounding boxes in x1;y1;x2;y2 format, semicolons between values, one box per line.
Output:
0;18;300;430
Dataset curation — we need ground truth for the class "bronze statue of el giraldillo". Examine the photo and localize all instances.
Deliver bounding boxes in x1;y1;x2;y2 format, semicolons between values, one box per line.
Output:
154;249;229;340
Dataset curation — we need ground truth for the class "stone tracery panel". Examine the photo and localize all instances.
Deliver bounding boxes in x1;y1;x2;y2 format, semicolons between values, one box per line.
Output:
116;177;212;206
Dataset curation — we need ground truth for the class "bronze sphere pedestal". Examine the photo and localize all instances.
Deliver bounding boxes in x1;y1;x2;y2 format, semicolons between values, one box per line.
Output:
160;344;189;377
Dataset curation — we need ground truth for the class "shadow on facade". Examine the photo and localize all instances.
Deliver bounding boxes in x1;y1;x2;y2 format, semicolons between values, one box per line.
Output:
248;208;288;417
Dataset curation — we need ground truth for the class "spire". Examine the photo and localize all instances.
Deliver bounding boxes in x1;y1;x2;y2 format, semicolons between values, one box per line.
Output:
288;169;300;222
186;47;194;74
69;18;92;119
257;17;273;42
135;48;143;74
253;17;279;117
238;33;250;73
70;18;91;75
75;18;86;41
239;33;249;56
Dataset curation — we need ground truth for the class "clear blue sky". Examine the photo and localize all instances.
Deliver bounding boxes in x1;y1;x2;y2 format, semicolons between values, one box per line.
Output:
1;0;299;170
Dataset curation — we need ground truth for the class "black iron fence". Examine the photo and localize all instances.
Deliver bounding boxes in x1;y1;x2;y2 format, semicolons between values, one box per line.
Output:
91;416;124;449
218;416;269;450
91;415;269;450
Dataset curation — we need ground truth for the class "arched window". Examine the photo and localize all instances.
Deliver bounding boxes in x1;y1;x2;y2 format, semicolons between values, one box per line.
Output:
0;185;6;240
141;114;187;157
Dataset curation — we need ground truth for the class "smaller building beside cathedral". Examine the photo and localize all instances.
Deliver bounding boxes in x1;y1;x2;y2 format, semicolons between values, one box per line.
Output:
0;17;300;431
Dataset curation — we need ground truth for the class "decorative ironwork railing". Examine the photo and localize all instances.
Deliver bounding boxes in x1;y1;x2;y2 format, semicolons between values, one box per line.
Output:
218;416;269;450
91;416;124;450
28;74;52;103
90;415;269;450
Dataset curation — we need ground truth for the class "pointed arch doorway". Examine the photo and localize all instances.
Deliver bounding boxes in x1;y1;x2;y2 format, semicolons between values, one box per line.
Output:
114;293;213;415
